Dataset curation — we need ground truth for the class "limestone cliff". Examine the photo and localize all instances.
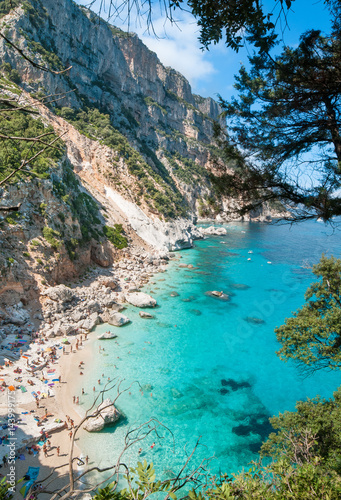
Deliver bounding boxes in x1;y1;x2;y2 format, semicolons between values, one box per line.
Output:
0;0;286;314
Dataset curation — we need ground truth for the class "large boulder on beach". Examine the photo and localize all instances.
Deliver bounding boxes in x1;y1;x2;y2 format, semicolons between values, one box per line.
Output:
79;312;101;332
99;277;118;289
102;311;131;327
125;292;157;308
42;285;74;303
6;305;30;325
83;398;121;432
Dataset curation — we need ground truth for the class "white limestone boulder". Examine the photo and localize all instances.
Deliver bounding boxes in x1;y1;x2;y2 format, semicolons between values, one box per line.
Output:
79;312;101;332
42;284;74;303
83;398;121;432
200;226;227;236
103;311;131;327
125;292;157;308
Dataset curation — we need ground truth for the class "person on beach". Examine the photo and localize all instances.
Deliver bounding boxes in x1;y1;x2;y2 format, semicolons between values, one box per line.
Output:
76;397;79;404
69;430;73;440
98;379;101;385
57;446;60;456
73;396;76;404
85;455;89;465
82;388;84;395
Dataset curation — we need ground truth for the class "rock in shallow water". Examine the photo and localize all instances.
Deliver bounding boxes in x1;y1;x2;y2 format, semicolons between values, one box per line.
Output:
139;311;154;319
83;398;121;432
125;292;157;308
103;311;131;327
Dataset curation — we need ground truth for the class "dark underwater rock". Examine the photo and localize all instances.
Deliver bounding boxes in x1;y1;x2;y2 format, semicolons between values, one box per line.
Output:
243;316;265;325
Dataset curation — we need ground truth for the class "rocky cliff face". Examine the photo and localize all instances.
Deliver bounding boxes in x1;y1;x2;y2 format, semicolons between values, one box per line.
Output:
1;0;222;216
0;0;286;318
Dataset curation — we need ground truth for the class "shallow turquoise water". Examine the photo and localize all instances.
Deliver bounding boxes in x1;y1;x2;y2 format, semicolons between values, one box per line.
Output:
78;221;341;479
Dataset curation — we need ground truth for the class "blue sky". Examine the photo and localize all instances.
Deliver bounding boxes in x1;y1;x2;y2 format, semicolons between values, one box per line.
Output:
76;0;332;102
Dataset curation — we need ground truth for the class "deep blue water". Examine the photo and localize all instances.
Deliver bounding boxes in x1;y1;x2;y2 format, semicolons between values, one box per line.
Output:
78;220;341;480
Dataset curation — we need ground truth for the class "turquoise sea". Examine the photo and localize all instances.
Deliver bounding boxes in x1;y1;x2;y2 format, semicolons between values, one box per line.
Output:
78;220;341;481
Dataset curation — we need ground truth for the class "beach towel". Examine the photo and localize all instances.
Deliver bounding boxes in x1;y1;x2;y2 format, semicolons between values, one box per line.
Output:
52;378;59;382
20;386;27;393
48;383;54;386
47;369;55;373
19;466;40;497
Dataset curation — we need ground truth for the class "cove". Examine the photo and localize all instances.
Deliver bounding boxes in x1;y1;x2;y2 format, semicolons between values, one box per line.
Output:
77;220;341;479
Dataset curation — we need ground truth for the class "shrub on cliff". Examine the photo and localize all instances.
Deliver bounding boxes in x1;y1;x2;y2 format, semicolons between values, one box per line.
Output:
42;226;61;250
103;224;128;249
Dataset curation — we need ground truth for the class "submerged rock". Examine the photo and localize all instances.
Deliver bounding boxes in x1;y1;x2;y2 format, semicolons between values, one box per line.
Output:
170;291;179;297
231;283;250;290
189;309;202;316
125;292;157;308
83;398;121;432
244;316;265;325
139;311;154;319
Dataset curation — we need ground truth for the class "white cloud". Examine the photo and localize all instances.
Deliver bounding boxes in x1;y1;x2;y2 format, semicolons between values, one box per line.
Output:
127;13;217;88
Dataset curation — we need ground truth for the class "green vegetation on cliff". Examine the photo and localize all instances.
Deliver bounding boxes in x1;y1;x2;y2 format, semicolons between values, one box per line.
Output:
103;224;128;249
0;0;21;18
56;106;188;219
0;102;64;184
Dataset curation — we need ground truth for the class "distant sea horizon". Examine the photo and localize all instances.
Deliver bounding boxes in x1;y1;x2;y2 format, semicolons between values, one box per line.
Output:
77;219;341;483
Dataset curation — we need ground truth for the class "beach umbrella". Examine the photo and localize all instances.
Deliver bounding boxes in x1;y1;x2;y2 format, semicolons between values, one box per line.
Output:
8;385;15;391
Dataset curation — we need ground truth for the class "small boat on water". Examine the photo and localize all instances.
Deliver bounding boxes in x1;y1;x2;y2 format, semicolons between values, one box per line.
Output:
97;331;117;340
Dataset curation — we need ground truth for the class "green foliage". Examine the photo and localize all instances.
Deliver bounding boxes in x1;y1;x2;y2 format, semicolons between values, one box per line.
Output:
276;255;341;372
5;212;20;225
261;386;341;474
7;257;14;264
22;252;30;258
109;25;134;39
204;459;341;499
220;30;341;221
39;202;47;216
1;63;21;83
30;239;40;247
0;106;64;184
52;163;102;244
65;238;79;261
26;39;63;71
103;224;128;249
144;96;167;115
93;483;123;500
0;0;21;18
164;150;209;186
0;475;13;499
42;226;61;250
36;258;43;265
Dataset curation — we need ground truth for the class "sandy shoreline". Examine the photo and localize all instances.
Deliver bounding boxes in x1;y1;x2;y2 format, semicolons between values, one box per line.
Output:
0;253;173;499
